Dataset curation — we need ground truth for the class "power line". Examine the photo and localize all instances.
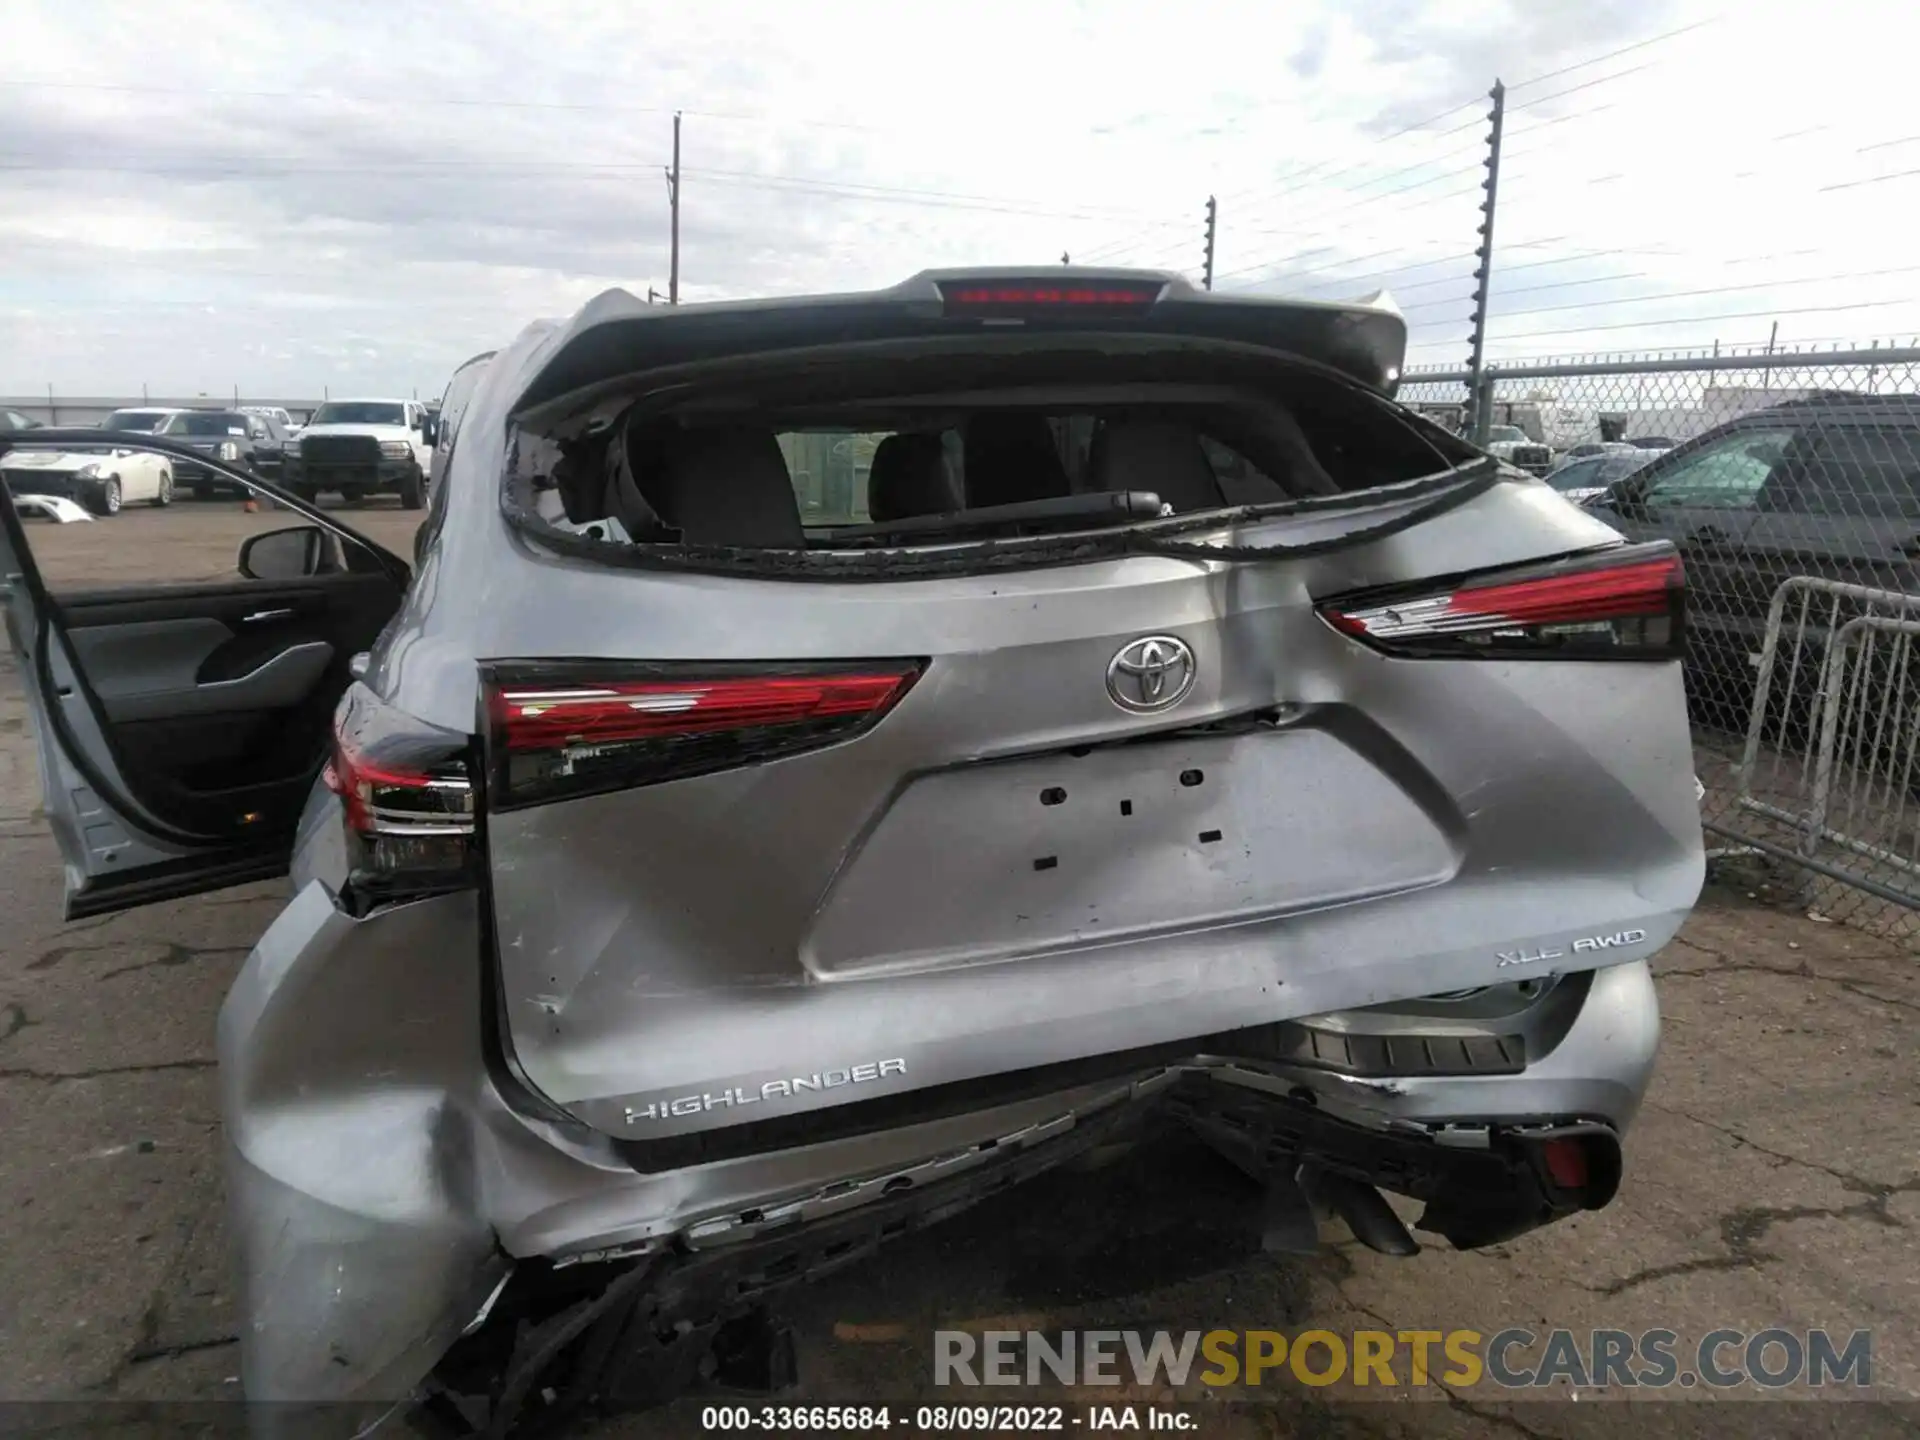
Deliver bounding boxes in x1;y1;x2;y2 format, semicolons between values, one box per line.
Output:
1209;181;1488;286
1106;102;1497;260
686;168;1161;221
1482;298;1920;344
1200;50;1693;287
1263;237;1605;300
1072;218;1202;265
1398;248;1869;313
1077;21;1713;274
1222;144;1490;243
1820;166;1920;195
0;154;1165;222
1505;59;1667;119
0;76;886;132
1409;261;1920;322
1504;15;1723;94
1219;244;1467;295
1217;241;1467;292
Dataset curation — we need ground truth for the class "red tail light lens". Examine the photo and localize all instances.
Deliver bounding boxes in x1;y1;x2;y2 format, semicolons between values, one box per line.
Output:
938;278;1164;319
323;747;474;837
1318;543;1684;659
322;684;476;905
483;661;923;809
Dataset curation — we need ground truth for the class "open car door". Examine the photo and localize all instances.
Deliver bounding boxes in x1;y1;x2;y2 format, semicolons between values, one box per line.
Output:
0;430;411;918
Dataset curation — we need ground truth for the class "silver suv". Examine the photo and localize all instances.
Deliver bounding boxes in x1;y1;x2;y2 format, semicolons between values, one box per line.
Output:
0;270;1702;1430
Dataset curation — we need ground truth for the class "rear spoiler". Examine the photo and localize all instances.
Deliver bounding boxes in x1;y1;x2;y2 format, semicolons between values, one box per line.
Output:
507;268;1409;425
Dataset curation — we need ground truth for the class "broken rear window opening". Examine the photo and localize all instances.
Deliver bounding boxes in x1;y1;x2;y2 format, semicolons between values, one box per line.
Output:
502;340;1493;581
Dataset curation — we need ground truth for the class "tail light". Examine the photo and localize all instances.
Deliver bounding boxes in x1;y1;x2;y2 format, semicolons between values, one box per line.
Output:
938;277;1164;320
1317;543;1684;660
322;684;476;905
482;660;923;810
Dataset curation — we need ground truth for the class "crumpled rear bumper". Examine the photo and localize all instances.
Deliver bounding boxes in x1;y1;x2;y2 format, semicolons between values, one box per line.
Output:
221;877;1663;1407
219;883;1168;1405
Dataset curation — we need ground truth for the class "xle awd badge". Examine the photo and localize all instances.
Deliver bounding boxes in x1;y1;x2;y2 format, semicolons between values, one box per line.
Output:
1496;928;1649;968
1106;635;1197;714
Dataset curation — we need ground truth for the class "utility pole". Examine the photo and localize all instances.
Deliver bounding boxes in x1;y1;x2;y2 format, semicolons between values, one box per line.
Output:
647;287;664;305
1465;79;1505;445
1202;196;1217;290
666;112;682;305
1061;252;1070;265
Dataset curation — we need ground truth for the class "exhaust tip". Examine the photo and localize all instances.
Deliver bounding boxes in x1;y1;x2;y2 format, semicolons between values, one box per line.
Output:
1301;1164;1420;1257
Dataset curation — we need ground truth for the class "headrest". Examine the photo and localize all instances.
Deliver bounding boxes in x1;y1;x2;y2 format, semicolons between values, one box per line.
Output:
867;432;961;523
652;426;804;548
962;412;1069;509
1087;419;1224;513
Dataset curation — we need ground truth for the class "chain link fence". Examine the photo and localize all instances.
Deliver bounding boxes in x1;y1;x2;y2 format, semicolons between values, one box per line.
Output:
1401;345;1920;937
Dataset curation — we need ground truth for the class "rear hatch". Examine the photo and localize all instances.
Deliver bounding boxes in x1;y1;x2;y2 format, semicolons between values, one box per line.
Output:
452;271;1703;1153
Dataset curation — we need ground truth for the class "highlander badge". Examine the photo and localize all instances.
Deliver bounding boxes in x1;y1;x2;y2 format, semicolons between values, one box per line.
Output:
626;1057;907;1124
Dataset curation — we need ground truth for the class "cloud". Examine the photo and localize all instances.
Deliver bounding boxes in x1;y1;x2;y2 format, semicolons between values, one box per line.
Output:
1;0;1917;398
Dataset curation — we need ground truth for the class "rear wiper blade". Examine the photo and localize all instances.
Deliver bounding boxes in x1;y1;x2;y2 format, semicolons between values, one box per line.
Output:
1122;459;1503;563
824;490;1167;545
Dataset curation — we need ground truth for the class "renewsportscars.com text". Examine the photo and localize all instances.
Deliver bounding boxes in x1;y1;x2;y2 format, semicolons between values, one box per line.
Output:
934;1327;1873;1390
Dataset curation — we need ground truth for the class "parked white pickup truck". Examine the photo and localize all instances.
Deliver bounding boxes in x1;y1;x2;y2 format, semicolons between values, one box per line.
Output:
1480;424;1555;476
288;398;432;508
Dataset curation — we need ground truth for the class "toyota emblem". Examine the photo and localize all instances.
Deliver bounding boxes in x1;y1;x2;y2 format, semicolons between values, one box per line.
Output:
1106;635;1197;714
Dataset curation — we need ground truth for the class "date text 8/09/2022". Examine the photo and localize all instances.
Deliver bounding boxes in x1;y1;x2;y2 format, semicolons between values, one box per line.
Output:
700;1405;1194;1431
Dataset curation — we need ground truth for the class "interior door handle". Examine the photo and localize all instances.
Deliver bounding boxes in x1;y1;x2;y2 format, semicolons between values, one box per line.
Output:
241;607;296;624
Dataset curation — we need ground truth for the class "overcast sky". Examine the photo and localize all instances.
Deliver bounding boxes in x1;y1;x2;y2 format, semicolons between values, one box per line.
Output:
4;0;1919;398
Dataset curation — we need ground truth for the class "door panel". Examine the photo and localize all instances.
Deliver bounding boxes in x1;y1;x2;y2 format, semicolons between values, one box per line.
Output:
0;434;410;917
48;575;402;848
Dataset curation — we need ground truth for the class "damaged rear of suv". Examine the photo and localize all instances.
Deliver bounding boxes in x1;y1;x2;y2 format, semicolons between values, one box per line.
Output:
0;269;1701;1433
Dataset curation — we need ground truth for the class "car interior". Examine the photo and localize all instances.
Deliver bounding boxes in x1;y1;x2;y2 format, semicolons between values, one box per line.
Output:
546;379;1465;552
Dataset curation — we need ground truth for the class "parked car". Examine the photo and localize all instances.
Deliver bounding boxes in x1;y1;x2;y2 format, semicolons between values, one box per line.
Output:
1544;448;1659;506
1480;423;1554;475
155;409;286;497
291;397;432;507
241;404;303;439
0;270;1703;1428
0;431;174;514
1585;392;1920;715
100;406;184;435
1557;440;1642;464
427;350;497;502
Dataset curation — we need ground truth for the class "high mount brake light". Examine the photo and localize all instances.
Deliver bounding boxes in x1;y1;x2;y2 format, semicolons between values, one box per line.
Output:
1318;544;1684;659
484;662;923;809
938;279;1164;318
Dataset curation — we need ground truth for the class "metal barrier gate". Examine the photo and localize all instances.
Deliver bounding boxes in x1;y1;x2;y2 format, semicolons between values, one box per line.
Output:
1727;576;1920;922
